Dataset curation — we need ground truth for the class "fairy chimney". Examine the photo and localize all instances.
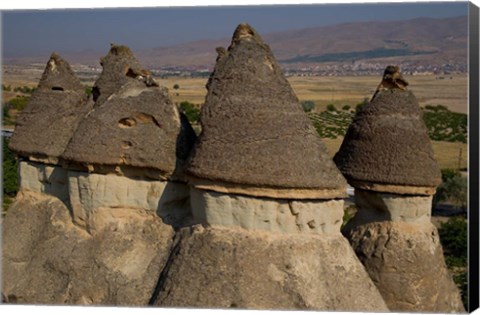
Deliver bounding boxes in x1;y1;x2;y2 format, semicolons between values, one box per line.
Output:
334;66;464;312
152;24;388;312
9;53;90;163
8;53;93;204
61;44;197;227
187;26;346;200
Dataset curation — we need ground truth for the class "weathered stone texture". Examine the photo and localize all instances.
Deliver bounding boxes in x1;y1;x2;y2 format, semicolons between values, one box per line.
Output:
186;24;346;195
344;221;465;312
191;188;343;234
343;189;432;230
334;89;441;191
153;225;388;311
2;191;174;306
68;170;191;228
18;161;70;206
62;81;196;180
8;53;91;162
92;44;145;106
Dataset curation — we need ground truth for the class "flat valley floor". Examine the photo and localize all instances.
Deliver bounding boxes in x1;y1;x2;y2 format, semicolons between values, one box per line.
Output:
1;70;468;170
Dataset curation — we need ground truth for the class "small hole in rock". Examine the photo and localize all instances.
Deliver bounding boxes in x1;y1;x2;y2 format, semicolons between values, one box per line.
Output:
118;117;137;128
122;141;133;149
51;86;64;91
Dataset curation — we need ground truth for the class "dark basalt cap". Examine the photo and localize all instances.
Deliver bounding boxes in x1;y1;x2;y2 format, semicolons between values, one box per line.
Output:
185;24;346;198
92;44;148;106
334;89;442;193
8;53;91;163
61;56;196;181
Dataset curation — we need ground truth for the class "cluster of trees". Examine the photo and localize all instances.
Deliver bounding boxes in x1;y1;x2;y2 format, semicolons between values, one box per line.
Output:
433;169;468;210
423;105;467;143
2;84;36;94
303;99;467;144
178;101;200;126
2;138;18;215
3;96;31;125
438;216;468;309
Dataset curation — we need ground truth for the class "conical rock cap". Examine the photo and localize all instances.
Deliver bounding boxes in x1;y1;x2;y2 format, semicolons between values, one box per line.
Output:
62;45;196;180
334;89;441;195
186;24;346;199
9;53;91;163
92;44;149;106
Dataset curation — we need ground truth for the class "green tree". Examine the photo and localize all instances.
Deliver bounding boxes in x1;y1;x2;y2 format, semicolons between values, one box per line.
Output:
2;138;18;213
84;86;93;97
342;105;351;111
3;106;12;125
179;101;200;124
355;97;369;112
8;96;30;111
173;84;180;90
438;216;468;309
433;169;467;210
439;217;467;265
326;104;337;112
301;100;315;112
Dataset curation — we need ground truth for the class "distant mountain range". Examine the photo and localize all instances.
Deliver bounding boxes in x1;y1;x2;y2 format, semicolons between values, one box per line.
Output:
4;16;468;74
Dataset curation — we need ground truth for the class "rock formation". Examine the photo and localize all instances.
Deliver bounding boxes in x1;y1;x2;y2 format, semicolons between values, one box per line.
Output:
151;24;388;312
334;67;464;312
2;36;464;312
2;46;196;305
8;52;93;206
61;44;196;228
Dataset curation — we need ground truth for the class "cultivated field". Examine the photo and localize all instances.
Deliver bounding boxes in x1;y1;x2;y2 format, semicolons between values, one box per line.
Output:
156;75;468;113
322;137;468;170
2;66;468;113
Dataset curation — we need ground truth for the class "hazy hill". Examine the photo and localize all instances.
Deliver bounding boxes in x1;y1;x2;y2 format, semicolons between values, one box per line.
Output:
3;16;467;72
137;16;467;70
